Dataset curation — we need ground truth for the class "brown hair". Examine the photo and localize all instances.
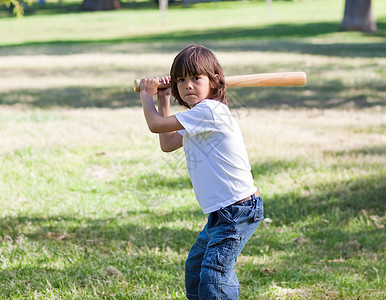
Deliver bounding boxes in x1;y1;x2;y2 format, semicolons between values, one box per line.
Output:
170;44;228;109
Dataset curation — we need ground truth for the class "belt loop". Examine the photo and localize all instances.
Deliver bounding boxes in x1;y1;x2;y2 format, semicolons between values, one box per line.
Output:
251;193;256;201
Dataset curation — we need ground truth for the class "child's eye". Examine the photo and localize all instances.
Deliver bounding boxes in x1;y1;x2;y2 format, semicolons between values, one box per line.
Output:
193;76;200;81
177;78;184;83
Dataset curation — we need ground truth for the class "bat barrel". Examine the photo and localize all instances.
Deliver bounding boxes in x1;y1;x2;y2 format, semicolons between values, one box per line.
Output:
225;72;306;87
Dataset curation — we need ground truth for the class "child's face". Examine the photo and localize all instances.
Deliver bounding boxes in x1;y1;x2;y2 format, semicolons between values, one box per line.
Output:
176;75;211;107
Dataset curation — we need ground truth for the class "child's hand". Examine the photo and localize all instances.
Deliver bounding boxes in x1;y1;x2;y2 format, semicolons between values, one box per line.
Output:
157;76;172;103
140;77;160;96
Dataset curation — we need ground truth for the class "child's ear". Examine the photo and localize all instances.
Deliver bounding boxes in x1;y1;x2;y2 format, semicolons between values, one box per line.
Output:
210;74;220;88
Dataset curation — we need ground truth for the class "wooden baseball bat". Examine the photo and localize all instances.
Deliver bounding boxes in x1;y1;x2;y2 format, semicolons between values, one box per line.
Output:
133;72;306;92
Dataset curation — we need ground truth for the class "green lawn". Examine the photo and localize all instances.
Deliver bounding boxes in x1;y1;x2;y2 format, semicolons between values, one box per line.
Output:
0;0;385;299
1;0;386;46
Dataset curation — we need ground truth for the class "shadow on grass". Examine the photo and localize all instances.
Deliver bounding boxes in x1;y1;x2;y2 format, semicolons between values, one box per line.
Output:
0;86;141;108
1;80;384;109
214;36;386;58
262;173;386;226
229;77;386;109
251;157;310;179
0;208;201;251
1;22;385;58
324;145;386;156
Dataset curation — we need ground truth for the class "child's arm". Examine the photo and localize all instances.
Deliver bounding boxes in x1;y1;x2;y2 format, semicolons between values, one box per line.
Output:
140;77;183;152
140;77;184;134
157;79;183;152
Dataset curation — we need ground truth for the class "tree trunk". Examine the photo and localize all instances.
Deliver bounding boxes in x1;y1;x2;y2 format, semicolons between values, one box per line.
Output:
82;0;120;11
341;0;377;33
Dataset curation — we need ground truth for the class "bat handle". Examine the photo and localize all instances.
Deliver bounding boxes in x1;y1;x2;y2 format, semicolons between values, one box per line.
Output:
133;79;141;92
133;79;171;92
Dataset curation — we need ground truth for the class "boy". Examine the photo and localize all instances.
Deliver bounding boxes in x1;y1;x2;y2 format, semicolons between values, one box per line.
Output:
139;44;263;299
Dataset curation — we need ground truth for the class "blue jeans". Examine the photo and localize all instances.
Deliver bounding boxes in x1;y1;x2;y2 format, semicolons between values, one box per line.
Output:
185;194;263;300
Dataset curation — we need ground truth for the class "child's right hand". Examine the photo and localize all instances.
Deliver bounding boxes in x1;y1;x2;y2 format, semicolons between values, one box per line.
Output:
140;77;160;96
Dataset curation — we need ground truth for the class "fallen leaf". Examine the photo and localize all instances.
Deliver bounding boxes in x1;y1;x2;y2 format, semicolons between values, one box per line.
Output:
95;151;107;156
103;266;122;277
328;258;346;263
46;232;66;241
346;239;361;250
292;236;310;245
260;267;276;274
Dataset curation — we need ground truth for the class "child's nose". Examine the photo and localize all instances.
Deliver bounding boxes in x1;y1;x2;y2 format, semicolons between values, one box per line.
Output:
185;80;193;89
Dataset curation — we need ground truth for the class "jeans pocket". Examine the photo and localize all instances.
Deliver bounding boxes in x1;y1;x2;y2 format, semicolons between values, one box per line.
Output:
203;234;242;273
253;198;264;222
218;205;249;224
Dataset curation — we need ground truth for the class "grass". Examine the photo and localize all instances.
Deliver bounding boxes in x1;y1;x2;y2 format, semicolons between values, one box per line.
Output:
0;0;385;299
1;0;386;46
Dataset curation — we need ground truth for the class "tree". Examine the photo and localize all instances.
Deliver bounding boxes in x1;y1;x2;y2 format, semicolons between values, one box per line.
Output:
341;0;377;33
81;0;120;11
1;0;25;16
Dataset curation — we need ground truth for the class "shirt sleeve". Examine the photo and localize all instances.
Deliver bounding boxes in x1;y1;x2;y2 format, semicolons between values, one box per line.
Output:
175;101;215;136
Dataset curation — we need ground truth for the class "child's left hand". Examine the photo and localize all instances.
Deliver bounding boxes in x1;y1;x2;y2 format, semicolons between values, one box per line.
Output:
157;76;172;101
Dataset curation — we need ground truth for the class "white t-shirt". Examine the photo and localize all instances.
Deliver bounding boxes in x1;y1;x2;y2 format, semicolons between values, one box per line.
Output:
175;99;256;214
